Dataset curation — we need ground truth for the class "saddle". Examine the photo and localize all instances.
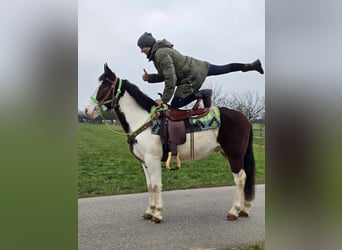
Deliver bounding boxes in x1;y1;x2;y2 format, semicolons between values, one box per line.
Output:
166;100;209;121
161;99;210;170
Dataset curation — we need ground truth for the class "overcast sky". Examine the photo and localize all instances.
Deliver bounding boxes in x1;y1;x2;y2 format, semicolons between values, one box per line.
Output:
78;0;265;109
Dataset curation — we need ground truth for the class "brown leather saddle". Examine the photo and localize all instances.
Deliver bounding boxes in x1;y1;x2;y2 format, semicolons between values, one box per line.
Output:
166;100;209;121
161;99;210;170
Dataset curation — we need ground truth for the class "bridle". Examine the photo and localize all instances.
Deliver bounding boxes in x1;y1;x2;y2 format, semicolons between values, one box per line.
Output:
90;76;123;112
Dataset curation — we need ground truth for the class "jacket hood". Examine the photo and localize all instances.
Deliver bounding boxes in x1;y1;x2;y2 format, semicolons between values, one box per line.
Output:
148;39;174;60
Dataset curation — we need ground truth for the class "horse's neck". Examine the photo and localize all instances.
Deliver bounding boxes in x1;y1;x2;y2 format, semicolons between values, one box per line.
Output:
118;93;150;132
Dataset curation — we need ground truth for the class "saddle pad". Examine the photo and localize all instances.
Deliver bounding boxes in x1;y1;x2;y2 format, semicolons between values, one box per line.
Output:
189;106;220;130
151;106;220;135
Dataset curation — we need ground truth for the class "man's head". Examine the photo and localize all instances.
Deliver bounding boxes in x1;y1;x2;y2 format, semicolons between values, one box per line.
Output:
137;32;156;49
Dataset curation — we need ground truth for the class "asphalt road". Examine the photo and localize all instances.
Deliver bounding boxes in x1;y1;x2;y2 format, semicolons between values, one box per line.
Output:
78;185;265;250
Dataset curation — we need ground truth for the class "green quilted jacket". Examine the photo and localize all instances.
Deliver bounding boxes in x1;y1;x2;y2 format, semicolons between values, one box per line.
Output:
147;39;210;103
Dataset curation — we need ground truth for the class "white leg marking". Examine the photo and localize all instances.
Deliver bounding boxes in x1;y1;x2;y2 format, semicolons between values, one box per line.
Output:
229;169;247;217
242;200;252;215
149;168;163;221
152;184;163;220
142;164;154;217
144;158;163;222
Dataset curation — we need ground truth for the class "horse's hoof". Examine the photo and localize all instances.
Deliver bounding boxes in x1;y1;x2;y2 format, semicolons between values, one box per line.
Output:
142;213;153;220
150;216;161;224
226;213;238;221
238;211;249;217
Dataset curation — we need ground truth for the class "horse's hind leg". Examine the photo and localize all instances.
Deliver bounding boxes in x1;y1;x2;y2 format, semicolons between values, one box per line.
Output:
239;200;252;217
226;166;247;220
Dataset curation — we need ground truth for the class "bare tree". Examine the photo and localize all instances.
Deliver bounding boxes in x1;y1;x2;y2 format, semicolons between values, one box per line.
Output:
228;91;265;121
206;82;265;122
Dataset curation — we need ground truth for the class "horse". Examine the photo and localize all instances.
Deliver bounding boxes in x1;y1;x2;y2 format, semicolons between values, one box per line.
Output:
84;63;255;223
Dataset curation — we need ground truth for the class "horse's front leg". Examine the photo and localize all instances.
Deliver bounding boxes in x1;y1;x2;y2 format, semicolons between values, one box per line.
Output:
150;182;163;223
141;161;163;223
145;158;163;223
142;163;154;220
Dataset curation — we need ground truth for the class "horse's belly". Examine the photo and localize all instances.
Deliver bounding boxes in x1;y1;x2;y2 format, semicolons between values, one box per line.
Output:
178;129;220;161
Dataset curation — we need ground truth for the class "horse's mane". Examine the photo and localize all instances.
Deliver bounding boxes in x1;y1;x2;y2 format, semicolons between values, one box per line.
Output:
124;80;157;112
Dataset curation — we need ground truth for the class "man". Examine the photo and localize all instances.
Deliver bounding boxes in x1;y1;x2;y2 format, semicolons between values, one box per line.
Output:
137;32;264;108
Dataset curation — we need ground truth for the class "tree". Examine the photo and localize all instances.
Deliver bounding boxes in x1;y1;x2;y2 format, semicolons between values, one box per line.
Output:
206;82;265;122
227;91;265;121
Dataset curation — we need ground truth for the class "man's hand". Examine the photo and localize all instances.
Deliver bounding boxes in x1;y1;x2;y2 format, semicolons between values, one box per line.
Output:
156;98;164;106
142;69;149;81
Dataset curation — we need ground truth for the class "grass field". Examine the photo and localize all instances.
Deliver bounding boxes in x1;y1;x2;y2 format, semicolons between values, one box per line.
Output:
78;123;265;198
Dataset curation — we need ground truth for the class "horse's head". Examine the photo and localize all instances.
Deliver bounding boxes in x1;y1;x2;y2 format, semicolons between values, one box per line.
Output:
85;63;120;119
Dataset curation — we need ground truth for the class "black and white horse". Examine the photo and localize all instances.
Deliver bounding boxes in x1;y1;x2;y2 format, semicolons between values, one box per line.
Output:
85;64;255;223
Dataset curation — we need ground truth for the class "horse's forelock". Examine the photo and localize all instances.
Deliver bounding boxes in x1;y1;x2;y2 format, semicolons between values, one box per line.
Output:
95;78;111;101
98;73;105;82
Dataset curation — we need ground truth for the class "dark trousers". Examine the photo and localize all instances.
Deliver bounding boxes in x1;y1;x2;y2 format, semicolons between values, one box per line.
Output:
170;63;245;108
207;63;245;76
171;94;197;108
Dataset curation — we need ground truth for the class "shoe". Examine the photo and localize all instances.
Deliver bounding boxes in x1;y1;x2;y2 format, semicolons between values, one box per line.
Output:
242;59;264;74
195;89;212;107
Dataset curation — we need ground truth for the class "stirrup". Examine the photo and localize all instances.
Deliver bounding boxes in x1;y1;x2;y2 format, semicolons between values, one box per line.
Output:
165;152;181;171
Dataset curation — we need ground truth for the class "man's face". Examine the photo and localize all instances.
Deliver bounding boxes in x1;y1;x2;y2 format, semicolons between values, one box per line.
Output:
140;47;150;55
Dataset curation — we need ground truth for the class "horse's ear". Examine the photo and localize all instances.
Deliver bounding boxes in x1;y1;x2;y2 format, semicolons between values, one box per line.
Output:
104;63;114;76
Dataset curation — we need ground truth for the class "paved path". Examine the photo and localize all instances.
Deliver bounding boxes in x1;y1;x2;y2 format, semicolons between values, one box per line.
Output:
78;185;265;250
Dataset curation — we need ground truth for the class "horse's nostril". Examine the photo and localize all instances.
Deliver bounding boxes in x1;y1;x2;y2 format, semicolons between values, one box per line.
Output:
85;108;88;114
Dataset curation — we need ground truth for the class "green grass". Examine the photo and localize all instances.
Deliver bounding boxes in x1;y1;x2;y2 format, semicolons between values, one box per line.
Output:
78;123;265;198
252;123;265;138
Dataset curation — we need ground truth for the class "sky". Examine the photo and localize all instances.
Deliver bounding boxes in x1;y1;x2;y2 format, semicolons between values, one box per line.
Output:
78;0;265;109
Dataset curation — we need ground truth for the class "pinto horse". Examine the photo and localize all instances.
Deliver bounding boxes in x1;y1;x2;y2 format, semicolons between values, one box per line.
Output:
84;63;255;223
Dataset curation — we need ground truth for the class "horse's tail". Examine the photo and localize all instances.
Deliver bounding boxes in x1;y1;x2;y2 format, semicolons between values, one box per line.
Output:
244;125;255;201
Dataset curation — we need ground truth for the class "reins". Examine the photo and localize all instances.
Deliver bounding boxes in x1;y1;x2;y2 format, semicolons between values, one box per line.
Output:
127;104;168;144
